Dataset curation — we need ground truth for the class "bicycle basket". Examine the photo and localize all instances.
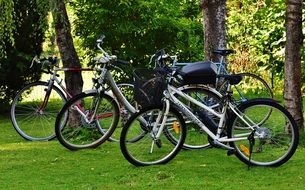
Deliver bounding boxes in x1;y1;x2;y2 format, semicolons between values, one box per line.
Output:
133;69;166;109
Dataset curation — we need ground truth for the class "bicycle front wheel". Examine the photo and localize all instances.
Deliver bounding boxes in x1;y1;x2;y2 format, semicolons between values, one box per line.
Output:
55;91;119;150
10;81;66;141
228;99;299;167
120;105;186;166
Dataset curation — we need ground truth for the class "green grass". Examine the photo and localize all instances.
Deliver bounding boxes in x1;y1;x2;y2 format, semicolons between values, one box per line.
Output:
1;113;305;190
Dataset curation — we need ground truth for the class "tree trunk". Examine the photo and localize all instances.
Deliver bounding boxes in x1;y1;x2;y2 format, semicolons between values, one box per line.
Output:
284;0;304;130
52;0;83;96
201;0;227;61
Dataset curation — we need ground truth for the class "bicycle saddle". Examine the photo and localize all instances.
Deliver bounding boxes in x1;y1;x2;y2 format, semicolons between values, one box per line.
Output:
212;49;235;56
217;74;243;85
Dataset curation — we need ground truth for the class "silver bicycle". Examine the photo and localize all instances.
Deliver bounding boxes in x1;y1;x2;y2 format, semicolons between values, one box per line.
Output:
10;56;95;141
152;50;274;150
120;62;298;167
54;35;137;150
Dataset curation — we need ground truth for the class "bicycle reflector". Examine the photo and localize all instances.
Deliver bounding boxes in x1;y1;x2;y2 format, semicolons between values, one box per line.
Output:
239;144;250;157
172;121;180;134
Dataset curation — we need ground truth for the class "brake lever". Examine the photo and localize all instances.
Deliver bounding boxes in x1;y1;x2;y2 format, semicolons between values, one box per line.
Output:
30;55;39;68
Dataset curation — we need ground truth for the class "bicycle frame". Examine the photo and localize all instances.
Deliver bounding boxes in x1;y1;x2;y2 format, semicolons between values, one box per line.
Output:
38;66;94;112
106;70;136;114
68;64;138;125
164;84;259;148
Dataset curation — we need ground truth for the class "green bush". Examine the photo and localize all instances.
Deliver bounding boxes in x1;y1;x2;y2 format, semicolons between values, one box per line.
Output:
0;0;48;111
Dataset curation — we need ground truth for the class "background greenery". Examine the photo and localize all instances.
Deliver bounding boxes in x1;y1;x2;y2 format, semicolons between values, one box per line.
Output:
0;0;49;110
0;0;304;108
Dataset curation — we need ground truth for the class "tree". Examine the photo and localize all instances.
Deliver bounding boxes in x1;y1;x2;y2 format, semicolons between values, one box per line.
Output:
284;0;304;129
51;0;83;96
0;0;15;58
201;0;227;61
71;0;203;67
0;0;48;111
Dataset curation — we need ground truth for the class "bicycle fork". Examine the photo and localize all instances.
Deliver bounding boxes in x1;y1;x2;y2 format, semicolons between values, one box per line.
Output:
149;100;170;153
71;93;102;124
37;81;54;114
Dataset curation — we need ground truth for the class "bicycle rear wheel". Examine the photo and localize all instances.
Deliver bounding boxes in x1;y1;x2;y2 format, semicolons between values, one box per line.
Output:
228;99;298;167
10;81;66;141
219;73;273;125
172;85;222;150
55;91;119;150
219;73;273;102
120;105;186;166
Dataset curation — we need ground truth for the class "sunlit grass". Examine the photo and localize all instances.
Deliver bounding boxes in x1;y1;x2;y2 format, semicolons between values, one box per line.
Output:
1;93;305;189
2;103;305;190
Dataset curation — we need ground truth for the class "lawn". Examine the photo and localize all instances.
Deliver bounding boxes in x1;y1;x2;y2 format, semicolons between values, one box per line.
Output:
1;113;305;190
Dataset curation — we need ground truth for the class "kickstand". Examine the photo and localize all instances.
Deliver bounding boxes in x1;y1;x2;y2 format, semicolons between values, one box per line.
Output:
247;130;256;170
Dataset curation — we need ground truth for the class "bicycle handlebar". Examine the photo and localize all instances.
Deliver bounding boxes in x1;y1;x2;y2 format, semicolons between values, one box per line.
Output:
94;34;131;67
30;55;60;75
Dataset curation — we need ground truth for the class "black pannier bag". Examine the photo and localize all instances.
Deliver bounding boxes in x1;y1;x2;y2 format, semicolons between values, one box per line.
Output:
180;61;217;85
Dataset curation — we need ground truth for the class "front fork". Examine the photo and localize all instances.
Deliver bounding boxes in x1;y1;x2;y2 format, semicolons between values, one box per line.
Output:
150;100;170;153
37;80;54;114
71;91;103;124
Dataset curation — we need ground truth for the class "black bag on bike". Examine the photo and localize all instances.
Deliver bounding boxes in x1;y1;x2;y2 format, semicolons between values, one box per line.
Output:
180;61;217;85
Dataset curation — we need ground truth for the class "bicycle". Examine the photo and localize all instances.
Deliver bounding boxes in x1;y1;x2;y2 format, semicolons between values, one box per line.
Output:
10;56;95;141
10;54;133;141
54;35;137;150
120;62;298;166
154;49;273;150
172;49;273;102
148;50;223;150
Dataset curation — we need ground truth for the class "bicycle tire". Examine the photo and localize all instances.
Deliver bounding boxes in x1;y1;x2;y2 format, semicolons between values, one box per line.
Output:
219;72;273;125
219;72;273;101
227;98;299;167
120;105;186;166
106;83;135;142
167;85;223;150
55;91;119;150
10;81;67;141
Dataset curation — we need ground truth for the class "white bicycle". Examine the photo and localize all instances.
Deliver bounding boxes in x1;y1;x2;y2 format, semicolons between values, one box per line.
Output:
120;61;298;167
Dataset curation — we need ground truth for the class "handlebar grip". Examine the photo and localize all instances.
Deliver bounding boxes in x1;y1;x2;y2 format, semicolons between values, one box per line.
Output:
116;59;129;65
40;57;58;65
96;34;105;43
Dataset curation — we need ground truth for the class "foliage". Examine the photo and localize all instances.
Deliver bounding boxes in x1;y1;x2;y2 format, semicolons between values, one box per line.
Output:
227;0;304;94
0;0;15;58
70;0;203;70
0;0;49;110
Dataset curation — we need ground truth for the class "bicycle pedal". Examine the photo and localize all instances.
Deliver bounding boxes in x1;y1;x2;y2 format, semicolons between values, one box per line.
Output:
227;149;236;156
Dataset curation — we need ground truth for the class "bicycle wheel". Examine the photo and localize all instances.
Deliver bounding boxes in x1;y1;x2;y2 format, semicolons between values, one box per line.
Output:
219;73;273;125
219;73;273;102
55;91;119;150
171;85;222;150
107;83;135;142
120;105;186;166
10;81;66;141
227;99;298;167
